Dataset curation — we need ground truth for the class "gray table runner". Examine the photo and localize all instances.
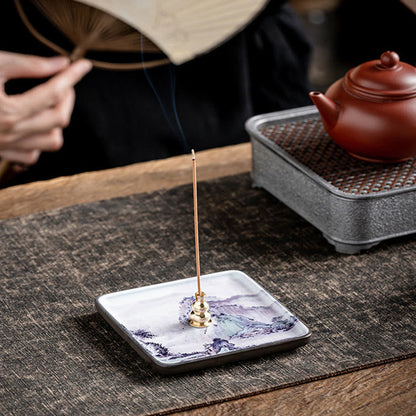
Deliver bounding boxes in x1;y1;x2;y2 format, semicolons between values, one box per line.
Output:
1;173;415;415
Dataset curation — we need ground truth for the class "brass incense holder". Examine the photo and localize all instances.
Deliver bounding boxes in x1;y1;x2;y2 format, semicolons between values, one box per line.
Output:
189;292;212;328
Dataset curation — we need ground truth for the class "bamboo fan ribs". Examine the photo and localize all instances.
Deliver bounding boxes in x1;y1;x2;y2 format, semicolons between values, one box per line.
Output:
14;0;170;69
15;0;269;68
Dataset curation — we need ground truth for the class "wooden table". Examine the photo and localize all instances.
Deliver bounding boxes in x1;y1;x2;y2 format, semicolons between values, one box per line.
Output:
1;143;415;415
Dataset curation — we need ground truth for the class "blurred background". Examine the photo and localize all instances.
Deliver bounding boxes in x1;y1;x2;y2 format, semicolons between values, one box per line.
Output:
290;0;416;91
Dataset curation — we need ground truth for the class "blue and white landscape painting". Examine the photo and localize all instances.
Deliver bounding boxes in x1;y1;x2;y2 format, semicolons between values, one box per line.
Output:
97;271;309;365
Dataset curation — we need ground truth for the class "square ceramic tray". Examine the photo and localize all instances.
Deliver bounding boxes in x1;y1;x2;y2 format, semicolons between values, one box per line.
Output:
96;270;310;374
246;106;416;254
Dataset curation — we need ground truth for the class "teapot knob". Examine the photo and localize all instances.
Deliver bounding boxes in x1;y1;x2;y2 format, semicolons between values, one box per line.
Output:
380;51;400;69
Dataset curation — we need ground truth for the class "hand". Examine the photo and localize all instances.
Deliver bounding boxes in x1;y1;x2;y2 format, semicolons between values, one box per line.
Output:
0;51;92;166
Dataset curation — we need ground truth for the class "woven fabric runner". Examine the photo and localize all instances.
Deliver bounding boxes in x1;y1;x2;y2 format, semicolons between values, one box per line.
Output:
1;173;415;415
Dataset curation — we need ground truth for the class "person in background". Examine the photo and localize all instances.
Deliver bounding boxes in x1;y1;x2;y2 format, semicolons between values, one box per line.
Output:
0;0;312;186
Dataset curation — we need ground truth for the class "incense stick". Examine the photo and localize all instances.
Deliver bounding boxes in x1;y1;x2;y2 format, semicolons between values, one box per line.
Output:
192;149;201;296
189;149;212;327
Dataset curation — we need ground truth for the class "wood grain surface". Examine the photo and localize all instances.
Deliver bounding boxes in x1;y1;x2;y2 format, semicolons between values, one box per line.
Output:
1;141;415;415
0;143;251;220
171;358;416;416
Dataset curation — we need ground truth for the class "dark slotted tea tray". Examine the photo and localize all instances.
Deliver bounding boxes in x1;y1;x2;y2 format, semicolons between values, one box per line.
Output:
246;106;416;253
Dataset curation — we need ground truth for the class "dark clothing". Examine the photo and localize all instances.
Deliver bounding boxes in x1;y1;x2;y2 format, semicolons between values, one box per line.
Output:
1;0;312;184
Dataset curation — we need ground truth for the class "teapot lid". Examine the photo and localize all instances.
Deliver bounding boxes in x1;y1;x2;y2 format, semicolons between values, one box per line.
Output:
344;51;416;101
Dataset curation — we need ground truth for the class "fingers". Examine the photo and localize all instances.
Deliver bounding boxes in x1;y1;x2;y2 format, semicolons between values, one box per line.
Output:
8;128;64;152
10;89;75;139
0;53;92;168
0;128;63;165
0;59;90;137
0;88;75;149
0;52;70;83
0;126;65;168
14;59;92;119
0;148;41;166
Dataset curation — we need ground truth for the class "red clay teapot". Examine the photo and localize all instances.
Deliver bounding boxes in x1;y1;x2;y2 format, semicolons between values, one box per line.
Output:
309;51;416;163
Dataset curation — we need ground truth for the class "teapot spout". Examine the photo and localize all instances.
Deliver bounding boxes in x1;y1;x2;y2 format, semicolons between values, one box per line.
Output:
309;91;340;129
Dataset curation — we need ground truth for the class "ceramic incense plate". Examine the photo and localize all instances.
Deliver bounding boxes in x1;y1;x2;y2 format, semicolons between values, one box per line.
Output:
96;270;310;374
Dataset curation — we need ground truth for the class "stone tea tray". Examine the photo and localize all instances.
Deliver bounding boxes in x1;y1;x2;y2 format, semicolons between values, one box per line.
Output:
246;106;416;254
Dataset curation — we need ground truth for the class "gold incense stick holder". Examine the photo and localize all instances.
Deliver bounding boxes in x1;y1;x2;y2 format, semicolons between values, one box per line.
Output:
189;292;212;328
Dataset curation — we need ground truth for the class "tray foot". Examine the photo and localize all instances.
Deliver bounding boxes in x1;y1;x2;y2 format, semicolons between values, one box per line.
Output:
323;234;380;254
